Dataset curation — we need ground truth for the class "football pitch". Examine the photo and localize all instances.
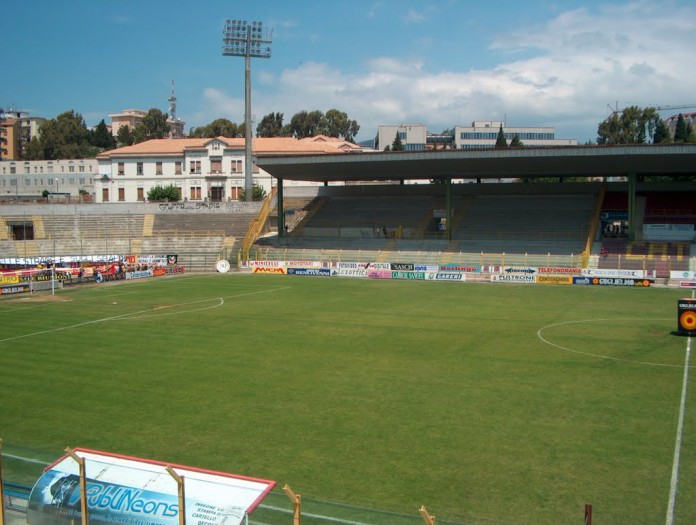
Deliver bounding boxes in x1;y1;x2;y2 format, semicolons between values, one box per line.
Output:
0;274;694;524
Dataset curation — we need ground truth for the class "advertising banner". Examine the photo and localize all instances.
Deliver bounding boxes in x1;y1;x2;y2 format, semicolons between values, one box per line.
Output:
414;264;439;273
585;277;652;287
27;449;275;525
0;275;20;285
287;268;331;277
0;284;30;295
671;271;696;280
537;267;580;275
573;277;593;285
581;269;656;279
536;275;573;285
679;281;696;288
392;271;427;280
334;262;391;270
331;268;369;278
503;267;538;275
491;274;536;283
390;263;415;271
286;261;323;268
439;264;480;273
426;272;466;282
251;267;286;275
368;270;393;279
125;270;154;281
249;261;285;268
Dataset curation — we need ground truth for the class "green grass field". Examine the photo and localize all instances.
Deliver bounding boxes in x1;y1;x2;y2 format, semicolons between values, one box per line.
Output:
1;274;694;524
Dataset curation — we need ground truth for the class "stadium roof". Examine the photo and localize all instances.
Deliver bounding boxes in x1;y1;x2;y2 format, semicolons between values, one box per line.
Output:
256;144;696;182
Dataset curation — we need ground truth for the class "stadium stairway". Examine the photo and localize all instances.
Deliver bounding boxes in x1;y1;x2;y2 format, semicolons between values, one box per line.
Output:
0;216;8;240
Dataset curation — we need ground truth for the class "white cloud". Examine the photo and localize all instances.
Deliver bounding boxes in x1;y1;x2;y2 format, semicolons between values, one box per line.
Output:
197;1;696;143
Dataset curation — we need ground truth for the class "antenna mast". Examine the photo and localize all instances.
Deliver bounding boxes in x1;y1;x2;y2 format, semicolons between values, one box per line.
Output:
168;80;177;122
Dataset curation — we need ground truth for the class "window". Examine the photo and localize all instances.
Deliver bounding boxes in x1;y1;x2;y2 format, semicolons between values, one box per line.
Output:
118;188;125;202
156;162;163;175
211;141;220;151
137;162;143;175
137;188;145;201
118;162;125;175
231;160;242;173
190;160;201;174
190;186;202;200
79;178;85;185
175;161;182;174
10;163;16;174
102;188;109;202
68;165;75;173
24;162;30;173
47;163;53;173
211;159;222;173
79;165;85;173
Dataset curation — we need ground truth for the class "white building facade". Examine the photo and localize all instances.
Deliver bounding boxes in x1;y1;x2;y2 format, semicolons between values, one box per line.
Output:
95;136;362;204
454;121;576;148
377;121;576;151
0;159;97;199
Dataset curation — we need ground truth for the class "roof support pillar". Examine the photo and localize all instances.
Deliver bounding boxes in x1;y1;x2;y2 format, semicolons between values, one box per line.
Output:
446;178;452;242
628;172;637;242
277;178;285;236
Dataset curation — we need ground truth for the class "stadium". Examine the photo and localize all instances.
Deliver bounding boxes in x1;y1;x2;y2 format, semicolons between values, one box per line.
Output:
1;143;696;524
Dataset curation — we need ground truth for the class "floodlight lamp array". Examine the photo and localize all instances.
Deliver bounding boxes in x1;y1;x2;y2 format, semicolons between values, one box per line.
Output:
222;19;272;58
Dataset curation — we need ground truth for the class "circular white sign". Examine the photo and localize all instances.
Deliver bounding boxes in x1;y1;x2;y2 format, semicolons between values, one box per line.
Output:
216;260;231;273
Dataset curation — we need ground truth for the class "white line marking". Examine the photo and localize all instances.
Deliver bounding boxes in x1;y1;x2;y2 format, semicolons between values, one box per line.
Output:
0;286;289;344
537;318;693;368
2;453;50;466
666;291;695;524
665;333;691;525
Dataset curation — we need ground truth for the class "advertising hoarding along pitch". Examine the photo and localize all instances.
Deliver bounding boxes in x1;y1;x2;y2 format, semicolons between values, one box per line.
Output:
27;449;275;525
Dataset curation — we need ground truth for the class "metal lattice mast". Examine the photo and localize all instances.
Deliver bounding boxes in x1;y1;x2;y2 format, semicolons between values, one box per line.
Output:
222;20;273;201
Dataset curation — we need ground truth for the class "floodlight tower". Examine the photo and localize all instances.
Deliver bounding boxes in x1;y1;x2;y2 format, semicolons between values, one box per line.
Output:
222;19;272;201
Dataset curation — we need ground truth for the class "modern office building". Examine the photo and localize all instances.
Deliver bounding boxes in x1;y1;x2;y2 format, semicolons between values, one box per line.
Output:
376;121;576;151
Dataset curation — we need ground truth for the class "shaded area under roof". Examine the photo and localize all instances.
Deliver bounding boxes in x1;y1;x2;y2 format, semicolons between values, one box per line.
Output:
256;144;696;182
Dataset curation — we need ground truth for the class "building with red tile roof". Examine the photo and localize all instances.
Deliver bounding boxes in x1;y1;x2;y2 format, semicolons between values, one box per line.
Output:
95;136;362;203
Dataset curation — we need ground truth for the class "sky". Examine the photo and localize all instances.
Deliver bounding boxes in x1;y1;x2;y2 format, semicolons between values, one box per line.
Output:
3;0;696;145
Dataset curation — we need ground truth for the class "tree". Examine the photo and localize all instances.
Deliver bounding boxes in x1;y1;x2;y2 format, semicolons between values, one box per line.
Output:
320;109;360;141
289;110;323;138
189;118;240;138
653;119;672;143
147;184;181;202
509;134;523;147
117;125;135;147
24;136;44;160
132;108;170;143
391;131;404;151
30;110;95;159
256;112;285;137
495;124;508;148
237;184;267;201
90;119;116;150
672;114;696;143
596;106;661;144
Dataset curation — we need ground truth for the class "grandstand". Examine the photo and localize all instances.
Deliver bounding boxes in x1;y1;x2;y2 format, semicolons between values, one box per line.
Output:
0;202;260;270
250;181;694;276
0;180;693;278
